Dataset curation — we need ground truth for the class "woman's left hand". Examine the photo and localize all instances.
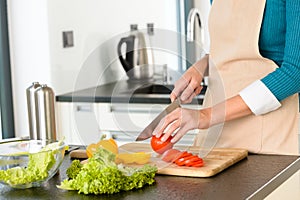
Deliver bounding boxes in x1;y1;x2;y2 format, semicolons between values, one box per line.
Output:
152;107;211;144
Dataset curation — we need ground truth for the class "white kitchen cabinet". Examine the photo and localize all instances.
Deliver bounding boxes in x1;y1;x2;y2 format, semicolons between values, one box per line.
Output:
95;103;164;133
56;102;202;146
56;102;102;146
95;103;201;146
265;170;300;200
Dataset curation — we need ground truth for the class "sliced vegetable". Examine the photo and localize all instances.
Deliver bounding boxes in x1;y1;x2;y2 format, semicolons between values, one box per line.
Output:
86;138;118;158
183;157;202;167
86;143;98;158
115;152;151;165
174;158;186;166
182;155;201;162
177;151;193;159
151;135;174;154
191;162;204;167
86;138;151;165
161;149;182;162
192;160;204;166
161;148;204;168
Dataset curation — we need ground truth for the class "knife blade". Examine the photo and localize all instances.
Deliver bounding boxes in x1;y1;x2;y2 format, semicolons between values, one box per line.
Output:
135;99;181;141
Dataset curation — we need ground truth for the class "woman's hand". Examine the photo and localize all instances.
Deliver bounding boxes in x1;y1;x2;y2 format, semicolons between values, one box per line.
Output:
152;95;253;144
170;67;203;104
170;55;209;103
152;107;211;144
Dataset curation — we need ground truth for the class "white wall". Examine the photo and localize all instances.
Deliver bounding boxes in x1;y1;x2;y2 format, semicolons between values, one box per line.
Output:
47;0;179;91
8;0;179;138
8;0;51;138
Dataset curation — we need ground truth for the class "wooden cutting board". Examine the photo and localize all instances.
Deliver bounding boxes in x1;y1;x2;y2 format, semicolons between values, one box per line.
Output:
119;143;248;177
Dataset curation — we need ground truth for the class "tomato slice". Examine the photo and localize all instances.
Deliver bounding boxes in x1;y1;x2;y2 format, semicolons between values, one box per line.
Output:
161;149;182;162
190;161;204;167
179;151;193;158
172;151;204;167
173;151;192;162
185;160;203;167
174;158;186;166
184;155;202;163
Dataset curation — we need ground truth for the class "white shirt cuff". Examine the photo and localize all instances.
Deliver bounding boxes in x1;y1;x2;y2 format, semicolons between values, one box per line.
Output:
239;80;281;115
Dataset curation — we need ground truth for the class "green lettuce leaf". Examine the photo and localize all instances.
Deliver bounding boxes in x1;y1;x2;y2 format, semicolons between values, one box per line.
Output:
0;141;62;186
58;148;157;195
66;159;82;179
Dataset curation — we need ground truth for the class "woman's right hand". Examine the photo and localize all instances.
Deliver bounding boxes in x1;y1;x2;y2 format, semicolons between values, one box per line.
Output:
171;55;209;103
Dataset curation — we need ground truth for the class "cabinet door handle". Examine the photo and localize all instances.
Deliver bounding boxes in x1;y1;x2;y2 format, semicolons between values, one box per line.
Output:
110;105;163;114
76;105;93;112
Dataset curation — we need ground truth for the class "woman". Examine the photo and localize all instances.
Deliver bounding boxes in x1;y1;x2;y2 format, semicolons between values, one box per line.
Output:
153;0;300;155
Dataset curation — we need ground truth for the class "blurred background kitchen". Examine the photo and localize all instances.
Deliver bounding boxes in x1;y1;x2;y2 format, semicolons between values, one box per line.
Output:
0;0;211;141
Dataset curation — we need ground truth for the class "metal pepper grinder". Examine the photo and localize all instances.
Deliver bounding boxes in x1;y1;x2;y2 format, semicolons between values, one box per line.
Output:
26;82;41;140
34;84;57;141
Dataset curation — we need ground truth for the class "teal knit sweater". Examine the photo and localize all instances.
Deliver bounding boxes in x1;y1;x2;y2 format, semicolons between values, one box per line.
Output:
259;0;300;101
210;0;300;101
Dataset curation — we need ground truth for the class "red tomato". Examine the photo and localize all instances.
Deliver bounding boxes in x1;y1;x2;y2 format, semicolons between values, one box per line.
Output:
161;149;182;162
151;135;174;154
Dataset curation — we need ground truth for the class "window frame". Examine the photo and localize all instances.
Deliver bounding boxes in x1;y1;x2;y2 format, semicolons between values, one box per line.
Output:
0;0;15;139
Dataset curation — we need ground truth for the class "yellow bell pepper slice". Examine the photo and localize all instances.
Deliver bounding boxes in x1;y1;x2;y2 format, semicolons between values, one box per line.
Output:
115;152;151;165
86;138;118;158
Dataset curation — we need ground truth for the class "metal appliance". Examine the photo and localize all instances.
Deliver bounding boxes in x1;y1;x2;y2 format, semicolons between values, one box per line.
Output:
26;83;57;141
26;82;41;140
35;84;57;141
117;24;155;80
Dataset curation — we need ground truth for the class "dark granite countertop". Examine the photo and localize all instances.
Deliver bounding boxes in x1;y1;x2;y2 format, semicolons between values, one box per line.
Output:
56;80;205;104
1;151;299;200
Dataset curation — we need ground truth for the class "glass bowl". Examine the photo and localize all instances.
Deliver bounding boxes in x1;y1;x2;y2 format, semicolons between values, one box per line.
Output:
0;139;66;189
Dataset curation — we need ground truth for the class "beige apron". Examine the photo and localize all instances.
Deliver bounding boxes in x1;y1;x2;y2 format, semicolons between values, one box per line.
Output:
194;0;299;155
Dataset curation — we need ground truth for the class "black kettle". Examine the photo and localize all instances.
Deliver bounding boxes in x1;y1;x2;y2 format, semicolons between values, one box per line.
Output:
117;24;154;80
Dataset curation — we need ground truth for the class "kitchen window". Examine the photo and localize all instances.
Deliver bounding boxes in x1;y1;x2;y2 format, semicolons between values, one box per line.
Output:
0;0;15;139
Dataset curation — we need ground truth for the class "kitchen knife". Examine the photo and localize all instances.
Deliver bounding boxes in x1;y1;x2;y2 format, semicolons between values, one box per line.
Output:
135;99;181;141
